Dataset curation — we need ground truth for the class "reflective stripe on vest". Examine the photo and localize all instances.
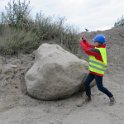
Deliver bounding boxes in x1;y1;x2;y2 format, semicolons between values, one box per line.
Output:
89;47;107;75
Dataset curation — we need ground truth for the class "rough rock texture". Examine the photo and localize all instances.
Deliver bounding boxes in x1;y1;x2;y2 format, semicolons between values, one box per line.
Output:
25;43;88;100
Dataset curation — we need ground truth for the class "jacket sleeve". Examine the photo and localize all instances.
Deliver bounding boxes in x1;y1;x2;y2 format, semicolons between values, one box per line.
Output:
80;40;100;57
82;40;94;48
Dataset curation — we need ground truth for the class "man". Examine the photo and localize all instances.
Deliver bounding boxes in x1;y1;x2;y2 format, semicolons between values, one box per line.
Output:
78;34;115;106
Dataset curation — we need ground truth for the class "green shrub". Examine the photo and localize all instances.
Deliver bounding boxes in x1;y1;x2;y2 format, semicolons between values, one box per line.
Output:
114;15;124;27
0;26;39;55
0;21;79;55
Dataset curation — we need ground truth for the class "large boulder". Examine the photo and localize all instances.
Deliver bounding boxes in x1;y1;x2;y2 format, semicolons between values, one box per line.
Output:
25;43;89;100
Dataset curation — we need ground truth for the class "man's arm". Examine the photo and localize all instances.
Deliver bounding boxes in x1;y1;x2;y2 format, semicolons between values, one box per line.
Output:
82;40;94;48
80;40;102;59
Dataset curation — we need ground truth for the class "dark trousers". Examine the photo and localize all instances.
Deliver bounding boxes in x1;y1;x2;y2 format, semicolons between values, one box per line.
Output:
84;73;113;98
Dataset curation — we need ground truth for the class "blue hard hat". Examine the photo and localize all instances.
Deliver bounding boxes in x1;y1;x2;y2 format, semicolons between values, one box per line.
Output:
93;34;106;44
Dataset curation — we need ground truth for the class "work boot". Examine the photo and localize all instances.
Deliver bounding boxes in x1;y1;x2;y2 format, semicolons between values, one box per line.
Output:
109;96;116;106
85;95;92;102
76;95;91;107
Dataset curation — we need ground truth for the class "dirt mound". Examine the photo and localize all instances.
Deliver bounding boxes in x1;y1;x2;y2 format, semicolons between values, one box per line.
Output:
0;54;35;112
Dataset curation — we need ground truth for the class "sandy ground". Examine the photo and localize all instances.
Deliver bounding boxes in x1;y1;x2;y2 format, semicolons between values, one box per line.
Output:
0;54;124;124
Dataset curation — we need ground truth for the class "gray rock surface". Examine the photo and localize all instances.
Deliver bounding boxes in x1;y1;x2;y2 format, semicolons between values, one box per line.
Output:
25;43;88;100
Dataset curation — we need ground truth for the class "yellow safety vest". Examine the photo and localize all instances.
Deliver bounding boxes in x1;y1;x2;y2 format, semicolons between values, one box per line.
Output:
89;47;107;75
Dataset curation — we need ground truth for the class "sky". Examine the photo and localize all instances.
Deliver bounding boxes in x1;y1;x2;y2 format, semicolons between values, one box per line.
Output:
0;0;124;32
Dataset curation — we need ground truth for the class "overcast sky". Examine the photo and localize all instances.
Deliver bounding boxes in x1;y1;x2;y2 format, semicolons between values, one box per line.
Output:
0;0;124;32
